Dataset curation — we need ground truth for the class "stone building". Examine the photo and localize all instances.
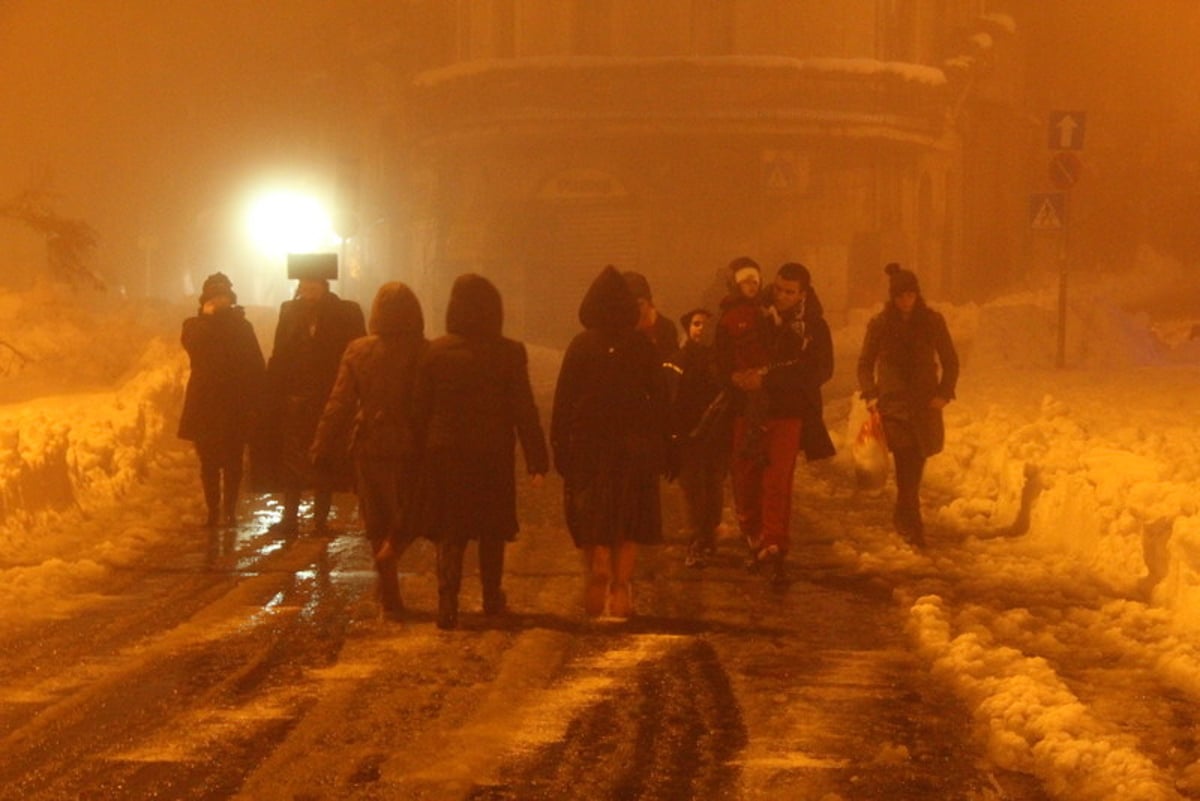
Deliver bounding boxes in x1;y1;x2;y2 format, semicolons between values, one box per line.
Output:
342;2;1025;344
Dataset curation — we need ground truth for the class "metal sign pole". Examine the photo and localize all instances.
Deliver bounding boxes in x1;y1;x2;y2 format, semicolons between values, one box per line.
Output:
1056;191;1070;368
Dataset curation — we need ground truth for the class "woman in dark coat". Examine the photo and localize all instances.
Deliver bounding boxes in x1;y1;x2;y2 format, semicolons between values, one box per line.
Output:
551;265;669;618
411;274;548;630
178;272;266;527
856;262;959;546
311;282;427;620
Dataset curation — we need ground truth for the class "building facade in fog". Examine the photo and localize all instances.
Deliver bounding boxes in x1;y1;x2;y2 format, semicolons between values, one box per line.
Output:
346;2;1025;344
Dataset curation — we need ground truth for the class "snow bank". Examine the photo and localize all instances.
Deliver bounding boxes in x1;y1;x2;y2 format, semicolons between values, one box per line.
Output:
0;285;189;621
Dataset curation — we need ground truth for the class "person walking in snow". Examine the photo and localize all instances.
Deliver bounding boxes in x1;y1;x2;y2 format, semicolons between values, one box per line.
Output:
718;260;835;586
409;274;548;630
259;266;365;534
178;272;266;527
856;262;959;548
667;307;730;568
714;257;778;466
310;282;427;621
551;265;670;619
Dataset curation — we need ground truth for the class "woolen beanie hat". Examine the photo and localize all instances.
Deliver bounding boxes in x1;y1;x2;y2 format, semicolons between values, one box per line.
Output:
885;262;920;297
200;272;234;305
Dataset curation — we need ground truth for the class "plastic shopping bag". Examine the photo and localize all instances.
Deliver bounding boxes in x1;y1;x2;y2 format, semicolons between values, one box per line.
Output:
851;397;889;490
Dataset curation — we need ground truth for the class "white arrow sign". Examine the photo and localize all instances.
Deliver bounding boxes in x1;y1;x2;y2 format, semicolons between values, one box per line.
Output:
1048;111;1086;151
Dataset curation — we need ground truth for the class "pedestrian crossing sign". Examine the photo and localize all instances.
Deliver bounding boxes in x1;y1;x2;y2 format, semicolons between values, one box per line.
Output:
1030;193;1066;230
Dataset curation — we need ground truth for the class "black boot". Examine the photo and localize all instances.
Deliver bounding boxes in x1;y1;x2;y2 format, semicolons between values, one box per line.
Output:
201;466;220;527
312;490;333;535
437;591;458;630
479;538;507;615
270;490;301;534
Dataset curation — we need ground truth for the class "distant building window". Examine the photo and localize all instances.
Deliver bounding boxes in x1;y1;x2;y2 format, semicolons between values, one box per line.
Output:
572;0;612;55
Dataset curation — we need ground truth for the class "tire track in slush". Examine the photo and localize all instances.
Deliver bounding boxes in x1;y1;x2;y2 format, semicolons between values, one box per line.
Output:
465;637;747;801
0;533;368;801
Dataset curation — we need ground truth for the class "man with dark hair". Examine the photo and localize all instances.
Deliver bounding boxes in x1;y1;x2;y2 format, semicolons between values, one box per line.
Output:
721;260;835;586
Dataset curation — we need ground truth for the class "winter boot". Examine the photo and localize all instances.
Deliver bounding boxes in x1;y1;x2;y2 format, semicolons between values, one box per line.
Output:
437;590;459;630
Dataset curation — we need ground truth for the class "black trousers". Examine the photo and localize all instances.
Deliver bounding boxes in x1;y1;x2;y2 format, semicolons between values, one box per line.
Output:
437;537;507;615
196;441;243;523
892;446;927;532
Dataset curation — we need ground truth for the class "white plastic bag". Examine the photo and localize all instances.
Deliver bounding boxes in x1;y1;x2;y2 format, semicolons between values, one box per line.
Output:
851;395;889;490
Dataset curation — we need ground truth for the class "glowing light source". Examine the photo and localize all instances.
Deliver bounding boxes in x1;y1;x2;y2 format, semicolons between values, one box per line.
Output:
244;190;339;256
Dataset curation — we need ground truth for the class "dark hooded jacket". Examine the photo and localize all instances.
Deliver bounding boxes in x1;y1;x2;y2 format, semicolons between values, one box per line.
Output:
550;266;668;547
857;297;959;456
310;282;427;463
410;274;549;543
178;303;265;450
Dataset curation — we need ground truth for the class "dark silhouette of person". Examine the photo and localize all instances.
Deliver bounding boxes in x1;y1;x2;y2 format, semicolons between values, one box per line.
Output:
410;274;548;630
857;262;959;547
178;272;265;527
261;264;365;534
311;282;427;620
551;265;670;618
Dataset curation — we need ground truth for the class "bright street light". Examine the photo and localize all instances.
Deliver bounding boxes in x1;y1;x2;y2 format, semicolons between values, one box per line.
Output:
244;189;339;257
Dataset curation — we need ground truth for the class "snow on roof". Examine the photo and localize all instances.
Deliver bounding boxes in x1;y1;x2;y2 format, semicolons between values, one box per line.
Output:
413;55;948;89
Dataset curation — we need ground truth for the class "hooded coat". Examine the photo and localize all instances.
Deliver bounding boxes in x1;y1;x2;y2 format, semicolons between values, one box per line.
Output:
410;274;549;543
550;266;668;547
857;298;959;456
178;304;265;452
310;282;427;464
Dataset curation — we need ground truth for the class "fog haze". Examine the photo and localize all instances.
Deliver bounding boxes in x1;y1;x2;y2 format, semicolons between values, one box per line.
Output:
2;1;1198;318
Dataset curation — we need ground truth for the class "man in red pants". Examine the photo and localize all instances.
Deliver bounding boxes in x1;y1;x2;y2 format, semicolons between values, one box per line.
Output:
717;260;835;586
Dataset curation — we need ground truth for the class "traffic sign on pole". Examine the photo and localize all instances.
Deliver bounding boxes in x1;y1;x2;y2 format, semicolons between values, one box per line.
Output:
1048;110;1087;150
1049;151;1083;190
1030;193;1066;230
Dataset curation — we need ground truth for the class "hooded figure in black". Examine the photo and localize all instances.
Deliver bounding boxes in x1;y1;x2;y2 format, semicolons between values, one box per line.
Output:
411;274;548;630
551;265;669;618
178;272;266;527
311;282;427;620
857;262;959;546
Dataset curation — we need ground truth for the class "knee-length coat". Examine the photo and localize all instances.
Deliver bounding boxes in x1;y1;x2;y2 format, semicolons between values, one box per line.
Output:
177;305;265;457
551;266;669;548
409;275;548;544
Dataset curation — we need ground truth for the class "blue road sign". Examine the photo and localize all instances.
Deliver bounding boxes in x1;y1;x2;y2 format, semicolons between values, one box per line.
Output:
1048;111;1087;150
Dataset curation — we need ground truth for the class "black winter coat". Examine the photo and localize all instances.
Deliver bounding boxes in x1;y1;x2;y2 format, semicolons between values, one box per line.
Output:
551;266;668;548
857;301;959;456
178;306;265;452
410;336;548;543
255;291;365;490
